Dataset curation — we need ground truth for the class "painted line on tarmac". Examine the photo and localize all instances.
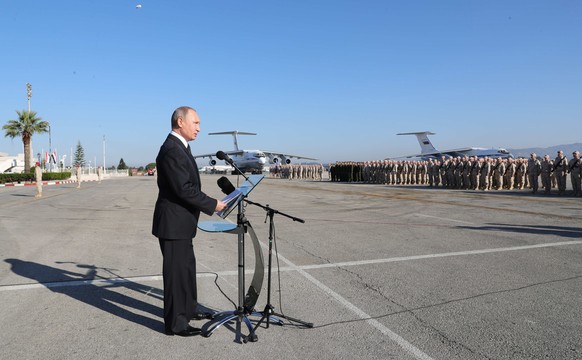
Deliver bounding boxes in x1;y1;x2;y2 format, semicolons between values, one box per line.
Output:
413;213;474;224
4;239;581;358
268;243;435;360
297;239;582;271
3;239;582;293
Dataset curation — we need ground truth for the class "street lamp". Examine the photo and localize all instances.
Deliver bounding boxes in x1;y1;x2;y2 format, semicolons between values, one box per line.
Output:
26;83;32;112
102;135;106;174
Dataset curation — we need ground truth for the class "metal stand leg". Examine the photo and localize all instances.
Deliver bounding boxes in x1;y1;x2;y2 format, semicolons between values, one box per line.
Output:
202;202;259;341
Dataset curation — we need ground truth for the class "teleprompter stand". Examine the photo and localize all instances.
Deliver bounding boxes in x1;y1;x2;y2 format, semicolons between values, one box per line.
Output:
198;174;281;342
243;199;314;343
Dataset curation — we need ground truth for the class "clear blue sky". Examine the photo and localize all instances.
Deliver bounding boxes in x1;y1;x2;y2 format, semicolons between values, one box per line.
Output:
1;1;580;166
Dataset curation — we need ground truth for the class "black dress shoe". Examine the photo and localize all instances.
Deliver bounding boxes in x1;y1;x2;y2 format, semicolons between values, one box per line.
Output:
167;326;202;337
191;312;213;320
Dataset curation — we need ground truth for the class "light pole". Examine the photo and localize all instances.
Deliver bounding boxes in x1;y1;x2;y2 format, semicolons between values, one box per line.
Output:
102;135;106;174
26;83;32;112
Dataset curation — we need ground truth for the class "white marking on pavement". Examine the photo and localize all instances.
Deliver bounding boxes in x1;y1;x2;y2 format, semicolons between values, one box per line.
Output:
4;240;582;291
414;213;474;224
268;244;435;359
3;240;582;358
3;240;581;292
295;239;582;271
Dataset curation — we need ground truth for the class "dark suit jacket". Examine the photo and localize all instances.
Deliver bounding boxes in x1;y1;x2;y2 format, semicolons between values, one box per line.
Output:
152;134;217;239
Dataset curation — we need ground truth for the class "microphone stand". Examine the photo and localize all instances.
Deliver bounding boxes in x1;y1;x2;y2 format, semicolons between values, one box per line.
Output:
203;155;262;342
243;199;313;343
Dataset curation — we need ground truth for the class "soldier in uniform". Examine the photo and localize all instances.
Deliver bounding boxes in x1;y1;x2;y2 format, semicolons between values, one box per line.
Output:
515;158;526;190
427;159;434;187
447;158;457;189
527;153;542;194
492;158;503;190
433;160;441;187
505;158;516;190
471;156;481;190
479;157;490;190
462;157;471;190
396;161;403;184
553;150;568;195
540;155;553;194
439;157;448;188
568;151;581;196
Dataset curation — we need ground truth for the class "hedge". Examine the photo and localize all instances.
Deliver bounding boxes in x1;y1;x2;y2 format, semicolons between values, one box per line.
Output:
0;172;72;184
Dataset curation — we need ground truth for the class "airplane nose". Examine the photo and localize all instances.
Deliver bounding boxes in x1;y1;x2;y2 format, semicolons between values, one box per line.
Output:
259;157;267;164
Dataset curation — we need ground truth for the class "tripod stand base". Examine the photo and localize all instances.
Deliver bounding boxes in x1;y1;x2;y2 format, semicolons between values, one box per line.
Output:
201;310;254;339
269;311;314;328
254;304;314;329
201;309;283;341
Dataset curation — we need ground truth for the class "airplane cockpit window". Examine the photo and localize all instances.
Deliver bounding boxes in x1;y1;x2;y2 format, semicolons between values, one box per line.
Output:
255;152;266;158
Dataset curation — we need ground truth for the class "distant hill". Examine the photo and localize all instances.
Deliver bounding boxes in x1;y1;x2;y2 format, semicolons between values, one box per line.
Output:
508;143;582;158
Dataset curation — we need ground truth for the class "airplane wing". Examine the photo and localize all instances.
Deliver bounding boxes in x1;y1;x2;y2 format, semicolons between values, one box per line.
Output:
262;151;318;162
397;147;474;159
441;147;474;153
193;150;244;159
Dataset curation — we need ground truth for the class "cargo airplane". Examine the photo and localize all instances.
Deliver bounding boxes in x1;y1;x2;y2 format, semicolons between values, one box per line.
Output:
194;131;317;174
397;131;513;160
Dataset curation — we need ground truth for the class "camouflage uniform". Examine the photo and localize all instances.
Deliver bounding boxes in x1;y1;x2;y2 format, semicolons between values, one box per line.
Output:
567;152;582;196
504;159;516;190
527;154;542;194
540;157;553;194
553;153;568;195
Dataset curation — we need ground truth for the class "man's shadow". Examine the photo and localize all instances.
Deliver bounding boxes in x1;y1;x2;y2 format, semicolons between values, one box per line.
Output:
5;259;164;333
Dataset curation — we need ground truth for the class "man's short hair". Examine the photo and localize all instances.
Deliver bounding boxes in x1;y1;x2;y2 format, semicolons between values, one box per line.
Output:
171;106;196;129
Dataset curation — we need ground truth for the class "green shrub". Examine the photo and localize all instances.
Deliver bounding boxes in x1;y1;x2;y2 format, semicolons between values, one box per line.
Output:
0;172;72;184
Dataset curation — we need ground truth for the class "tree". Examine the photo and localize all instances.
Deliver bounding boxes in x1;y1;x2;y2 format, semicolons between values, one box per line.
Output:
74;141;85;167
117;158;128;170
146;162;156;170
3;110;49;172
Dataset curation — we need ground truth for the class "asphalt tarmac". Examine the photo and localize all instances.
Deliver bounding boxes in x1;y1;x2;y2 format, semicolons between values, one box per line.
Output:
1;175;580;360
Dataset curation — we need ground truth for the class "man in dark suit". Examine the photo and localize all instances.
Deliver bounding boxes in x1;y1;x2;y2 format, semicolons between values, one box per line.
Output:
152;106;226;336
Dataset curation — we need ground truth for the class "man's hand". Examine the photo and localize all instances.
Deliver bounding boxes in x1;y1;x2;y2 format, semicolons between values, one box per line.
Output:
215;200;227;212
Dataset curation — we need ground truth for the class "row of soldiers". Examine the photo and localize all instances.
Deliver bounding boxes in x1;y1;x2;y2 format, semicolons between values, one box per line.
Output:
329;150;582;196
269;164;325;180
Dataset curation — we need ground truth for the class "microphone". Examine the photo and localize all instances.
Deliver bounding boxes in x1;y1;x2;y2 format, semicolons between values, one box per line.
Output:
216;151;234;165
217;176;236;195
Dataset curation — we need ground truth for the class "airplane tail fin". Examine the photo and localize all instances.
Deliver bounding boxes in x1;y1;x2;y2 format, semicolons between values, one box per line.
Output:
397;132;438;154
208;131;257;151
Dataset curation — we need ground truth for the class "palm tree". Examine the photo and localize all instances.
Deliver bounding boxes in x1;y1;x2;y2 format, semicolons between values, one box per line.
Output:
3;110;49;172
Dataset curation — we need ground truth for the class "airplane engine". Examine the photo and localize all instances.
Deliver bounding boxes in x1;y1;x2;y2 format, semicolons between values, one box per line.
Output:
272;157;280;164
283;157;291;164
209;159;216;166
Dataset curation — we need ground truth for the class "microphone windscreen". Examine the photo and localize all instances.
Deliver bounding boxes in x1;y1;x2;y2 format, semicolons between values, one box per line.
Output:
217;176;236;195
216;151;226;160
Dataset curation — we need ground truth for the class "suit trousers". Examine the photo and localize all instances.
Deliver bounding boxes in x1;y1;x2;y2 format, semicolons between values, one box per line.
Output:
159;238;198;334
